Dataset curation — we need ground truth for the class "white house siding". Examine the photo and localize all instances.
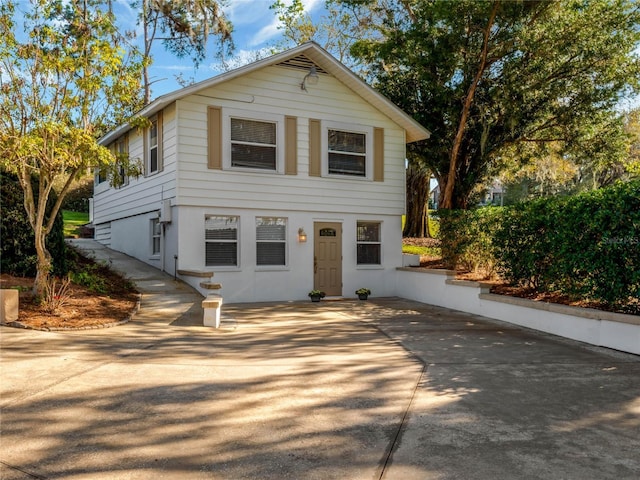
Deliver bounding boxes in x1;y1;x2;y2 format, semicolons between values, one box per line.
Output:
94;61;417;302
176;205;402;303
175;66;407;215
167;65;408;302
93;104;178;269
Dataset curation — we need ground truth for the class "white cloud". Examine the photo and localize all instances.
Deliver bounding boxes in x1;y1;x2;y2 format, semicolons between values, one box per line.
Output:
224;0;325;47
208;48;273;73
152;65;196;71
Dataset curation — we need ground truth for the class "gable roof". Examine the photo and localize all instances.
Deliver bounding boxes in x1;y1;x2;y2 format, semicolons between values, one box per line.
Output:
100;42;430;145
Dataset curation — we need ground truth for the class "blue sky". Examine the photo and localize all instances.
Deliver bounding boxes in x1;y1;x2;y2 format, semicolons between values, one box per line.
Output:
130;0;640;110
11;0;639;109
117;0;327;100
13;0;321;100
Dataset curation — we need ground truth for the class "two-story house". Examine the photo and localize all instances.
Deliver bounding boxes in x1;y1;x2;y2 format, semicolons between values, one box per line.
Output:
94;42;430;303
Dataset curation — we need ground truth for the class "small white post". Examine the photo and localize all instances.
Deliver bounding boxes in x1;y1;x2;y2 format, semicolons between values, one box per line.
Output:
202;296;223;328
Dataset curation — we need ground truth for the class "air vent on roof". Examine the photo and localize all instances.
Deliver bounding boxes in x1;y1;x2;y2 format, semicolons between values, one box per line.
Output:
276;55;328;74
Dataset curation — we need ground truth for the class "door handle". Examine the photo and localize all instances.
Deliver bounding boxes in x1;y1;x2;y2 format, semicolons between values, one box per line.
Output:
314;255;318;274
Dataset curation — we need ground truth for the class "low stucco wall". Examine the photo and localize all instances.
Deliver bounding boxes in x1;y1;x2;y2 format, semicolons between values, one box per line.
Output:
396;267;640;356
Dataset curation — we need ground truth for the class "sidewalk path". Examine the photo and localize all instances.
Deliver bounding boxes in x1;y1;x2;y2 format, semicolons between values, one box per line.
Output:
1;240;638;479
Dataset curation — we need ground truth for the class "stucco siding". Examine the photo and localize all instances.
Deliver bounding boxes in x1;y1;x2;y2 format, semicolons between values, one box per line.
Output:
176;205;402;303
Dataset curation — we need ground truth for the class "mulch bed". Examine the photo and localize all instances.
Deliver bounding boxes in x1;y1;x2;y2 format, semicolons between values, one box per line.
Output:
1;274;139;331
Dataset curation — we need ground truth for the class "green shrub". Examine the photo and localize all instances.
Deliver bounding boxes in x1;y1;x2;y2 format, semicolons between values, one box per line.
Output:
493;180;640;309
0;172;67;277
60;177;93;213
71;269;108;294
439;207;502;276
492;198;557;290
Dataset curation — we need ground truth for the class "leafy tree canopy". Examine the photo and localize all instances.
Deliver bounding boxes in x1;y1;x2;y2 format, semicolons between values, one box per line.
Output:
0;0;144;295
346;0;640;208
135;0;233;102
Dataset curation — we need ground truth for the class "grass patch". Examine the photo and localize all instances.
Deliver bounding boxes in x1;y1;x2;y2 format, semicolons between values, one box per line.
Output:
402;245;441;257
63;210;89;238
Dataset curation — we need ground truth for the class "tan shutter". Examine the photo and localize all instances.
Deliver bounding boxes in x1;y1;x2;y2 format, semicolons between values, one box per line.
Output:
373;127;384;182
157;111;164;172
285;116;297;175
208;106;222;170
309;119;321;177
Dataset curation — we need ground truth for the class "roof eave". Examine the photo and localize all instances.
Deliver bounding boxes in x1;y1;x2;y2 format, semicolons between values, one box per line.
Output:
100;42;430;145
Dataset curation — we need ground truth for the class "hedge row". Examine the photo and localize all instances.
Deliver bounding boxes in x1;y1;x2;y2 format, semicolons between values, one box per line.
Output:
439;180;640;310
438;207;501;276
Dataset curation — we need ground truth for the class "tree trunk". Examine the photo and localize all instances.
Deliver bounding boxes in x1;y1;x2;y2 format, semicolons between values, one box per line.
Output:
143;0;152;105
403;163;432;238
33;226;52;297
442;1;499;210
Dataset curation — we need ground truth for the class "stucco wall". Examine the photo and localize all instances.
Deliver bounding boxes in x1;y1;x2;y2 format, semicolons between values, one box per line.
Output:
396;267;640;356
178;206;402;303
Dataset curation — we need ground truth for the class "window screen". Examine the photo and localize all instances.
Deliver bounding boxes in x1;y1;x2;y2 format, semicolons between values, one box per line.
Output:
328;129;366;176
149;119;158;173
256;217;286;266
151;218;161;255
231;118;277;170
356;221;381;265
115;137;128;186
205;216;239;266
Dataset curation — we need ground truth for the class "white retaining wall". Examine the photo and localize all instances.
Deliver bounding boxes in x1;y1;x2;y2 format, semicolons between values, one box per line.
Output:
396;267;640;356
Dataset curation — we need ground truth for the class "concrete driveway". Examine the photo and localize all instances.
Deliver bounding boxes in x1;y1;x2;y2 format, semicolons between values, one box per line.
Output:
1;241;639;479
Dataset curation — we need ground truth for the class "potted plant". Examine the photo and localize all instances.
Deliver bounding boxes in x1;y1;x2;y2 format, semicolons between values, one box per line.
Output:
308;290;326;302
355;288;371;300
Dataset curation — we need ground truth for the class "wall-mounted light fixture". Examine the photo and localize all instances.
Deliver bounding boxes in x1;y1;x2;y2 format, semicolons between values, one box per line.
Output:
298;228;308;243
300;66;319;91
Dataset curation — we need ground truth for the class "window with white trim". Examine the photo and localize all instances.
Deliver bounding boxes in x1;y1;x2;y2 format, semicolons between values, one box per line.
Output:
222;109;285;173
115;136;129;187
356;221;381;265
256;217;287;266
231;118;277;170
148;116;159;174
205;216;239;267
320;122;373;179
328;129;367;176
95;167;107;184
151;218;161;256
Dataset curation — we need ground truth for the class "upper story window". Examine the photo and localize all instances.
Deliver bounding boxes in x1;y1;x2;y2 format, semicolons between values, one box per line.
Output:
149;118;159;173
95;167;107;185
219;109;285;173
145;113;163;175
319;121;373;180
114;136;129;187
205;216;239;267
231;118;277;170
328;129;367;176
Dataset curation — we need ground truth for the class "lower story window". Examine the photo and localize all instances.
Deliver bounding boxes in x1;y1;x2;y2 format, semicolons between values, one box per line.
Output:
205;216;239;266
256;217;286;266
151;219;161;255
357;221;381;265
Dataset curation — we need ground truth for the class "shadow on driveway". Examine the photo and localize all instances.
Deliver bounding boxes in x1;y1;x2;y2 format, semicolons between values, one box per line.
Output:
1;298;638;479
